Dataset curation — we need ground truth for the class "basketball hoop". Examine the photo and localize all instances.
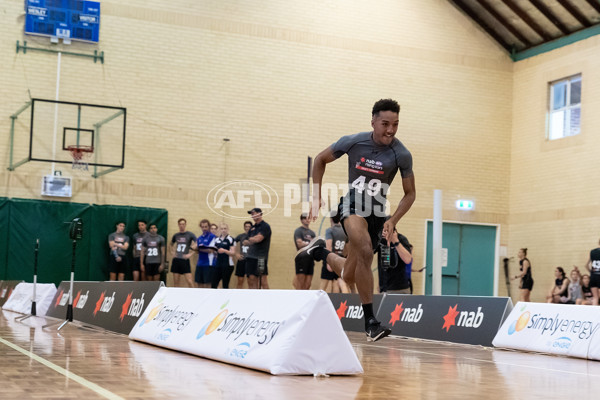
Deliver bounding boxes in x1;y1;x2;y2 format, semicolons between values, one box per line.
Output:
67;145;94;171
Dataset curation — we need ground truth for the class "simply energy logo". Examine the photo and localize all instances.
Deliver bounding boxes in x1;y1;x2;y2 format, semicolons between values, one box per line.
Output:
508;304;600;340
196;300;283;346
138;297;198;331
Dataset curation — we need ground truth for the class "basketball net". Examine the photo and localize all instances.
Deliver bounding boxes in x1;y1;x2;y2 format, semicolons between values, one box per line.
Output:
67;145;93;171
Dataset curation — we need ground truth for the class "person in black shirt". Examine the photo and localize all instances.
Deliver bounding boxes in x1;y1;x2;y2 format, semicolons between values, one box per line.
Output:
212;223;235;289
511;248;533;302
546;266;569;303
243;208;272;289
585;240;600;305
234;221;252;289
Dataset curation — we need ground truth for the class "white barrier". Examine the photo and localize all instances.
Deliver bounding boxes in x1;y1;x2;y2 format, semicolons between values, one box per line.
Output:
129;288;363;375
2;282;57;316
492;302;600;360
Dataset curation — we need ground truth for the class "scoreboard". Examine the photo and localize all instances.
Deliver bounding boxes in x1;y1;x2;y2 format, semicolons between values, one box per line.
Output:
25;0;100;43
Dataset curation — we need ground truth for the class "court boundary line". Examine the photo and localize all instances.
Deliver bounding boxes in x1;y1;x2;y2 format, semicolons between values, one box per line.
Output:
0;335;125;400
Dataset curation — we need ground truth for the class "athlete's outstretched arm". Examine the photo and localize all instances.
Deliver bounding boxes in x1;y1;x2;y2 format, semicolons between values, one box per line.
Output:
383;174;416;242
309;146;337;222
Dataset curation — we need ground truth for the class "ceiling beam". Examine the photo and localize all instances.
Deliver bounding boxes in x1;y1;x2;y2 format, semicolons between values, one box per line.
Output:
529;0;570;35
557;0;592;27
583;0;600;14
476;0;532;46
501;0;552;41
451;0;513;51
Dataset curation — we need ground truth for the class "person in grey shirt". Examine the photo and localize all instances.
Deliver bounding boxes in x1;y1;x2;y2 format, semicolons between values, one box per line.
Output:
141;224;166;281
297;98;415;342
170;218;197;287
108;221;130;281
131;220;148;281
320;215;350;293
293;213;316;290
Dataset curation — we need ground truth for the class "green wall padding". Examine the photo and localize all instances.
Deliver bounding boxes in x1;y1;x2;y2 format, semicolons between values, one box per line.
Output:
0;198;167;286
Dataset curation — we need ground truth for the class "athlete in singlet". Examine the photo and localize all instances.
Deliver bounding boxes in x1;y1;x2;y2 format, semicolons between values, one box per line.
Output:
585;240;600;305
512;248;533;302
297;98;415;342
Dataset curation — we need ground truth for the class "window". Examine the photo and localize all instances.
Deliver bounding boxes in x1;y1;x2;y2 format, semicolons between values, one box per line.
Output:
548;75;581;140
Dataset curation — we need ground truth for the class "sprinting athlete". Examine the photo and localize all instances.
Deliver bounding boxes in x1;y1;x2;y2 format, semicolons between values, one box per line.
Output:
297;98;415;341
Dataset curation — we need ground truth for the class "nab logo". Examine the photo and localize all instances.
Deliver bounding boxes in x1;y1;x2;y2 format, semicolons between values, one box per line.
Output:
336;301;363;320
58;290;70;307
120;293;145;321
94;291;116;316
389;303;423;326
0;288;7;298
74;290;89;309
442;305;484;332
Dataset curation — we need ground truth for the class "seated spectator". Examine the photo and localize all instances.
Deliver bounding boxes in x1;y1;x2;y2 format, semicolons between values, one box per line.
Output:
576;274;593;305
560;268;582;304
546;267;569;303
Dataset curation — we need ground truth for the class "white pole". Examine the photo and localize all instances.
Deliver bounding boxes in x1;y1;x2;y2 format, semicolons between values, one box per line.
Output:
432;189;443;295
51;52;62;175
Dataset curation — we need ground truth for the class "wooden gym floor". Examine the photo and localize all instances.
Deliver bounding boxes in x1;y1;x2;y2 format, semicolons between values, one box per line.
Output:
1;309;600;399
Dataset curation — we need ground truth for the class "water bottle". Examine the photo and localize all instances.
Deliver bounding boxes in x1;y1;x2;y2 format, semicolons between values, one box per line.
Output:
257;258;266;275
380;244;391;270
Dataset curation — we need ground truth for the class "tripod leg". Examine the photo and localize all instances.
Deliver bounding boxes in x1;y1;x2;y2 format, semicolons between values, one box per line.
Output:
57;320;70;331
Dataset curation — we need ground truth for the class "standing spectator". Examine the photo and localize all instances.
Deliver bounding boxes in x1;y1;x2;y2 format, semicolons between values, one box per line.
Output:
546;267;569;303
108;221;130;281
234;221;252;289
384;230;413;294
585;239;600;305
170;218;197;287
293;213;316;290
512;248;534;302
141;224;166;281
212;223;235;289
320;215;348;293
577;274;593;305
561;268;582;304
131;220;148;281
243;208;271;289
195;219;216;288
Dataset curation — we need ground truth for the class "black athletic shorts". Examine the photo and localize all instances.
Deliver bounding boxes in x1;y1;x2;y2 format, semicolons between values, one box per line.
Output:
520;277;534;291
109;255;128;274
590;274;600;288
145;263;161;277
171;258;191;274
246;258;268;277
337;194;385;252
321;263;338;280
131;257;141;272
295;254;314;275
235;260;246;277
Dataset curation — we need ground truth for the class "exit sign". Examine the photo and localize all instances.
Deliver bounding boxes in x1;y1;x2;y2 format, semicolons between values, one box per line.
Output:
455;200;474;210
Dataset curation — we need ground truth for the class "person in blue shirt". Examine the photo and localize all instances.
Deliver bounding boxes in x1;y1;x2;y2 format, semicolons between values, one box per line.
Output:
195;219;216;288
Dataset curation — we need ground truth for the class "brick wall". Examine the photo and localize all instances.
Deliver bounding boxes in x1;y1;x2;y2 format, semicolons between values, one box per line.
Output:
0;0;517;291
